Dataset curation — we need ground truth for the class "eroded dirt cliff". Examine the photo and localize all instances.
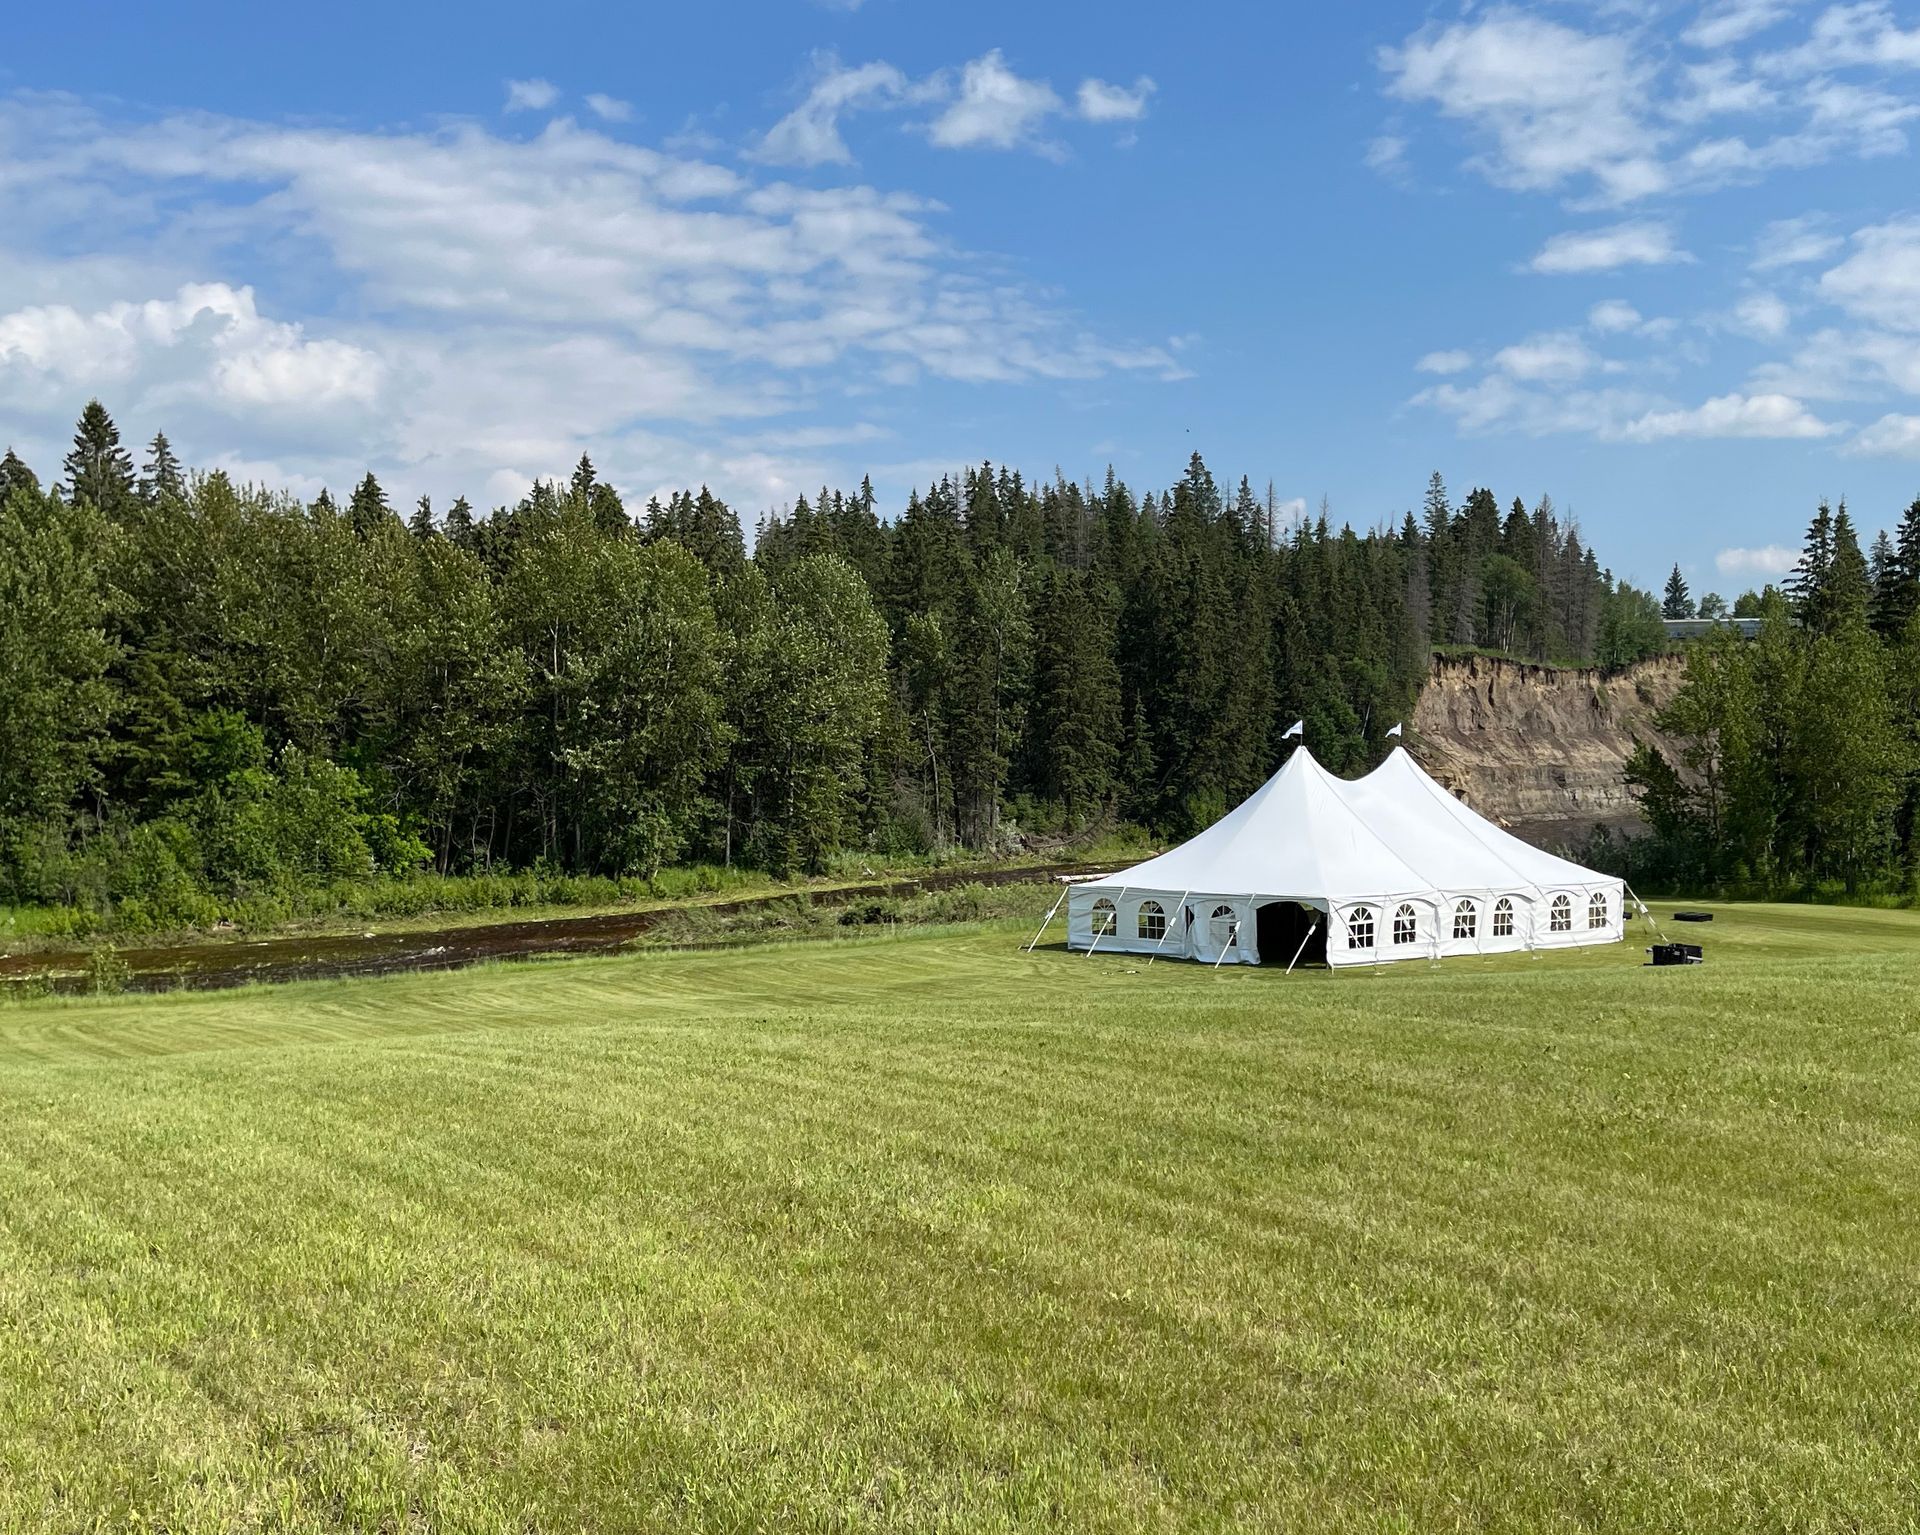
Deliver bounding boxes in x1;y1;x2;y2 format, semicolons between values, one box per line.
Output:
1410;652;1687;843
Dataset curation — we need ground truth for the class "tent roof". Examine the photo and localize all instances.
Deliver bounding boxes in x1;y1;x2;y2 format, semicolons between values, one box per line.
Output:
1356;748;1612;892
1081;748;1434;905
1082;745;1615;905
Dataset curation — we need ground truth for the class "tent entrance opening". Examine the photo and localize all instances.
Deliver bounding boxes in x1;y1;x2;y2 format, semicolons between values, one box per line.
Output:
1256;901;1326;968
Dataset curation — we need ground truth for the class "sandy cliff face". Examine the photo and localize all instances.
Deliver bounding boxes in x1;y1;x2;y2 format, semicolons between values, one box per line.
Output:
1410;652;1687;843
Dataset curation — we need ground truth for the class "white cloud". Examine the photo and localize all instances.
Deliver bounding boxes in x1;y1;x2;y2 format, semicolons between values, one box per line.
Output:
504;78;560;113
1530;220;1690;274
1415;348;1473;374
751;56;910;166
1761;2;1920;73
1732;289;1793;337
1588;298;1644;332
1617;391;1837;440
585;94;632;123
1685;0;1797;50
1849;412;1920;456
0;96;1182;510
1752;213;1842;268
1380;11;1666;203
1076;76;1155;123
1716;542;1801;574
1818;215;1920;329
1380;5;1920;207
1493;330;1598;382
0;282;383;410
928;50;1065;153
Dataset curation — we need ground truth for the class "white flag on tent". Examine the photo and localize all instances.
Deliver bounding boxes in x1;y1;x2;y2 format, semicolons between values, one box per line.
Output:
1386;722;1403;738
1282;719;1304;739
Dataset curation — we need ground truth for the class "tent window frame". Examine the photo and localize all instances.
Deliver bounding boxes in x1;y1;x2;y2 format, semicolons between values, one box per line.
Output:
1090;898;1116;937
1348;905;1375;950
1492;897;1515;938
1588;892;1608;930
1452;899;1477;941
1392;904;1418;945
1209;904;1238;949
1550;894;1573;933
1137;900;1167;942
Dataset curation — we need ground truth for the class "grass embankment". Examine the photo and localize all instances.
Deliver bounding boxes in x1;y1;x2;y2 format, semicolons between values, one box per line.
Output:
2;904;1917;1531
0;831;1150;956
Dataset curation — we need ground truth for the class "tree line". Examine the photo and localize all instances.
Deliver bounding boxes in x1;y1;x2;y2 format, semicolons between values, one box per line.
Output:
1622;496;1920;895
3;400;1673;927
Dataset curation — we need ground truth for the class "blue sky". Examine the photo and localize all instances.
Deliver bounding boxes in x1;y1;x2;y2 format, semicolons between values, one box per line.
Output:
4;1;1920;594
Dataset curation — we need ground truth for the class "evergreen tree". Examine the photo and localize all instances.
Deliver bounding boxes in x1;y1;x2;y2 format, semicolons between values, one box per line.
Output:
444;495;477;551
139;431;186;505
409;495;436;540
347;473;393;540
0;449;38;500
1662;564;1694;620
62;400;135;516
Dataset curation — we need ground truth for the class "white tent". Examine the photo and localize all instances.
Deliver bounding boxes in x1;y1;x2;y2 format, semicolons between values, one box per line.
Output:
1065;746;1624;967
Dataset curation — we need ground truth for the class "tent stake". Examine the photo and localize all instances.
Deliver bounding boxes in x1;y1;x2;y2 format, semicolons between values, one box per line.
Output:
1285;921;1319;975
1024;886;1069;953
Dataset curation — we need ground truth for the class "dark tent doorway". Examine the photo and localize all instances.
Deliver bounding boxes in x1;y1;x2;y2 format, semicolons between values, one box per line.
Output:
1256;901;1327;968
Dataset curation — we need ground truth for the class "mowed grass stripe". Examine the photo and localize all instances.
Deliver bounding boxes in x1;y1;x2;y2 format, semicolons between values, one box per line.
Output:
1;905;1918;1529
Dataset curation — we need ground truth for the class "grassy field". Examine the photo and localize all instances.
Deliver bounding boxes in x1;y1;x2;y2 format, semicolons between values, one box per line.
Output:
2;905;1917;1532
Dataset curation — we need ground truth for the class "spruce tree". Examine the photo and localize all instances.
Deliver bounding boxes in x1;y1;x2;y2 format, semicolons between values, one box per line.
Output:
1662;563;1694;620
444;495;477;550
1789;500;1835;626
0;448;38;500
347;473;392;539
409;495;436;539
139;431;185;505
62;400;135;515
1877;496;1920;639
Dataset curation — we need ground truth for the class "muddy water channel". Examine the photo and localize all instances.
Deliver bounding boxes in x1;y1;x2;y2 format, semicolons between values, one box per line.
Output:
0;863;1105;995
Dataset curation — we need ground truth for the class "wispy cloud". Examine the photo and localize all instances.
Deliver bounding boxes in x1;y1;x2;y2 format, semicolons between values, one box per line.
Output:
1716;543;1801;575
0;94;1183;510
1415;348;1473;374
1076;76;1156;123
1530;220;1691;274
751;55;911;166
504;78;560;113
928;50;1066;153
585;93;632;123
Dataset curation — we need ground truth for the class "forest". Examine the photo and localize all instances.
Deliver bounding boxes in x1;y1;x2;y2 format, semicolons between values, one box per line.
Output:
4;401;1690;930
1621;497;1920;897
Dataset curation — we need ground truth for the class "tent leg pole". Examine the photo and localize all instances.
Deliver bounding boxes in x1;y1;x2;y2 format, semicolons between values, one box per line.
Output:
1623;882;1664;942
1147;889;1191;966
1286;922;1318;975
1025;887;1069;953
1086;885;1130;959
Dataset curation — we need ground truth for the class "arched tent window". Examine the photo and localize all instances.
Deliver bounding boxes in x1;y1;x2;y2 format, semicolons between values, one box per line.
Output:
1348;906;1375;950
1452;900;1477;940
1588;892;1608;929
1137;900;1166;941
1090;898;1116;937
1492;898;1515;938
1210;904;1238;949
1550;894;1573;933
1393;904;1418;945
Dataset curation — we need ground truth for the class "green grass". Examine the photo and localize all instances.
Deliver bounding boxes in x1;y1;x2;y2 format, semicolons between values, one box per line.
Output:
1;904;1917;1531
